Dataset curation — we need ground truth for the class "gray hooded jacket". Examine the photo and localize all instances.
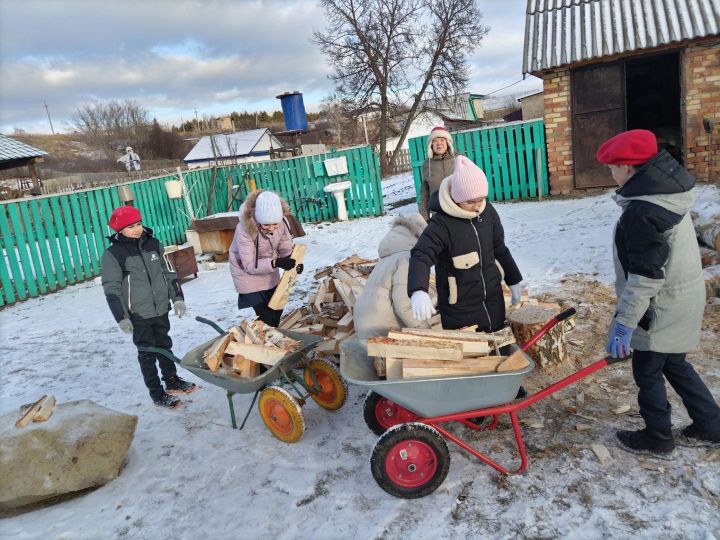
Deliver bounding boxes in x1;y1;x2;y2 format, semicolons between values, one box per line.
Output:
612;151;705;353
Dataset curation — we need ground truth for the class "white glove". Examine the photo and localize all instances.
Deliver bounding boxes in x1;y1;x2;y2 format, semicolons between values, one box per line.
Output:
509;283;522;306
174;300;186;318
118;319;134;334
411;291;436;321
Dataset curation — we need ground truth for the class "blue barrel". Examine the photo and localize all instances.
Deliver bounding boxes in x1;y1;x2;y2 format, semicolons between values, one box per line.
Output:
276;91;308;131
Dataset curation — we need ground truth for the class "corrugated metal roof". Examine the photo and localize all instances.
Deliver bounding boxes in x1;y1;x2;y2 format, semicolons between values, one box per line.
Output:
523;0;720;74
183;128;276;162
0;133;48;162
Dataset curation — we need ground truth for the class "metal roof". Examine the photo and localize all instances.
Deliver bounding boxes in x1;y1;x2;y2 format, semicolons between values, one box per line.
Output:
0;133;48;162
523;0;720;74
183;128;281;162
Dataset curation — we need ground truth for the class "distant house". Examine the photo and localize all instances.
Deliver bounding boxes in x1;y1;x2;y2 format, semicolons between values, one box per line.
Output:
183;128;283;169
523;0;720;193
0;134;48;192
518;91;544;120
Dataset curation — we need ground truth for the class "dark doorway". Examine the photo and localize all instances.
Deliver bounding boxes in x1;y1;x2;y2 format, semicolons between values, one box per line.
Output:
626;52;682;163
571;50;682;188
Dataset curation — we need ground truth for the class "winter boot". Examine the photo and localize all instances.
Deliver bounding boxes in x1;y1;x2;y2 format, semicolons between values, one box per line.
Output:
616;427;675;456
674;424;720;448
152;391;182;410
164;374;198;396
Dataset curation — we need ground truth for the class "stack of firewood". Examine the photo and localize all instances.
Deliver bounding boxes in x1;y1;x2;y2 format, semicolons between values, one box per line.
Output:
203;319;303;378
366;327;527;379
692;196;720;301
276;254;379;358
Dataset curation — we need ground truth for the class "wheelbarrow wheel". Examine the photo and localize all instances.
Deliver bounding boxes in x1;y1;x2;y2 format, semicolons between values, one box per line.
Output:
371;423;450;499
363;391;419;436
258;386;306;443
303;357;348;410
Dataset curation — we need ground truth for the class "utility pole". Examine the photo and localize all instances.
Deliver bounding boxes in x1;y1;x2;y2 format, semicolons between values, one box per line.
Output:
43;101;55;134
194;109;199;132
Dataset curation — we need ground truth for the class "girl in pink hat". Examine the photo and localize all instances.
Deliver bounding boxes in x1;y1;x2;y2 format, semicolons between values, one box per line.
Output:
408;155;523;333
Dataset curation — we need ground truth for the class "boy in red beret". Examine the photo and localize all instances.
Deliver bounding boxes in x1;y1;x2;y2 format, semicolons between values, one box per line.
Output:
101;206;197;409
597;129;720;454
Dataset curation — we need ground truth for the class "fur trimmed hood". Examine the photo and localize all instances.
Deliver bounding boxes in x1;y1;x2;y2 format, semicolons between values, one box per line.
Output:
378;213;427;258
239;189;292;238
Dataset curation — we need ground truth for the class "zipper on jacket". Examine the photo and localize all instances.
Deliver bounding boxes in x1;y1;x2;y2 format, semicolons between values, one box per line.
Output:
127;275;132;312
471;217;498;350
137;238;160;313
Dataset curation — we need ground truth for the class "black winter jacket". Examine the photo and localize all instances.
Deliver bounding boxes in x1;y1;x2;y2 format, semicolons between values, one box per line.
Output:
101;228;183;322
408;180;522;330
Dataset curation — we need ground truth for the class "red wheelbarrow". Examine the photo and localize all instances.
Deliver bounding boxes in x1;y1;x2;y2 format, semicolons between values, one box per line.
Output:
340;308;630;498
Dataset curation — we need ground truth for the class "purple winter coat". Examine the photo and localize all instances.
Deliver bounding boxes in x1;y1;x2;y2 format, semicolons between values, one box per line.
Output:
229;191;293;294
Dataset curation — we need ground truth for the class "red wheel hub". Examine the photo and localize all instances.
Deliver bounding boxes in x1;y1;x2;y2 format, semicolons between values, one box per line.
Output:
265;400;292;434
384;439;438;488
375;398;417;430
314;370;336;403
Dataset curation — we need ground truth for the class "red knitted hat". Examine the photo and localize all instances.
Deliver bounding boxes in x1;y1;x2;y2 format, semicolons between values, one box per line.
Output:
109;206;142;232
596;129;658;165
427;126;453;157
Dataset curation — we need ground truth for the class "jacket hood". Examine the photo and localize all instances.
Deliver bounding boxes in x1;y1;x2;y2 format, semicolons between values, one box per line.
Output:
239;190;291;237
431;177;486;219
614;150;696;215
108;226;154;244
378;214;427;257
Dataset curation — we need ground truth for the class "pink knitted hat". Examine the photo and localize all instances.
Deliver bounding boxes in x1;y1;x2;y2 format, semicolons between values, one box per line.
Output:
427;126;453;158
449;155;489;203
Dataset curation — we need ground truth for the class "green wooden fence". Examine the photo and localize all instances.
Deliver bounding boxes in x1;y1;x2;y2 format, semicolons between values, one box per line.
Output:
408;119;549;202
0;145;382;307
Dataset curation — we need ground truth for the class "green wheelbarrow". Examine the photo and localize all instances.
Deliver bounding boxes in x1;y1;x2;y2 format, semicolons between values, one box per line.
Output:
142;316;348;443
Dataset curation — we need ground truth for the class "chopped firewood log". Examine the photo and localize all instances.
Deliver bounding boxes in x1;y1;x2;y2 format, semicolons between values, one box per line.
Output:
222;356;260;378
33;395;56;422
401;356;506;378
336;312;354;332
203;333;232;371
496;349;530;372
312;279;327;314
268;243;308;310
15;395;50;428
314;267;332;280
279;307;307;329
373;356;386;377
387;330;490;356
333;280;356;308
334;330;354;342
367;337;463;361
331;266;363;289
323;292;338;302
228;325;245;342
400;327;514;348
224;342;287;366
386;357;403;380
700;246;720;268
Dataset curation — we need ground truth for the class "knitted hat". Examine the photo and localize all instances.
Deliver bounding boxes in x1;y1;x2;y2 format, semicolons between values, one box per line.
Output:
109;206;142;232
427;126;453;158
596;129;658;165
449;155;488;203
254;191;283;224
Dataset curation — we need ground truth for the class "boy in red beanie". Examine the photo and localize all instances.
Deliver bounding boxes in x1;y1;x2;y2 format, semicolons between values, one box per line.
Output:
101;206;197;409
419;126;455;219
597;129;720;454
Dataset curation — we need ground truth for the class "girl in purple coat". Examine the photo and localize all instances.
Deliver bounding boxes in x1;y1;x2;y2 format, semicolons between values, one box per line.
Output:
229;190;303;327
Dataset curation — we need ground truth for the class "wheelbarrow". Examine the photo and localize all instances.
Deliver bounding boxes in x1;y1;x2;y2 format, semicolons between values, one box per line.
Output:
143;316;348;443
340;308;630;498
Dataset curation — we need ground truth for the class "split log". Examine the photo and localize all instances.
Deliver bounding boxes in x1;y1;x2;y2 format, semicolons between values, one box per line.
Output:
401;356;506;378
387;330;490;356
367;337;463;361
312;279;327;314
704;265;720;299
268;243;308;310
700;246;720;268
508;304;567;368
224;342;287;366
33;395;57;422
279;307;306;329
692;199;720;251
401;327;515;349
497;349;530;372
203;333;232;372
15;395;49;428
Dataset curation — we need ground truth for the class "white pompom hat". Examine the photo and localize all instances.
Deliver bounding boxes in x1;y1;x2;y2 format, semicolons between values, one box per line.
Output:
254;191;283;224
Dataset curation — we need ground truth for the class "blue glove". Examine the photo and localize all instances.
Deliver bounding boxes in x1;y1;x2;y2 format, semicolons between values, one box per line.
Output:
605;321;633;358
509;283;523;306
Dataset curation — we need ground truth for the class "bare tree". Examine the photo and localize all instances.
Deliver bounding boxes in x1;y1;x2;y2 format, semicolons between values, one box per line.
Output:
69;99;150;147
314;0;488;173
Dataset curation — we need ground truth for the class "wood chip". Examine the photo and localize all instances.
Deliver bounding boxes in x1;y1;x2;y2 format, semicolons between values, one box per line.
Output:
613;405;631;415
575;423;592;431
591;444;614;465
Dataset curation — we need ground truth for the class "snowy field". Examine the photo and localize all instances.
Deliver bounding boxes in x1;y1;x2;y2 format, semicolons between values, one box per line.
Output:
1;174;719;539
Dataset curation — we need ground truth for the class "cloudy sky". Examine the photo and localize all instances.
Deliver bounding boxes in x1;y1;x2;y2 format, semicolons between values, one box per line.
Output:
0;0;542;134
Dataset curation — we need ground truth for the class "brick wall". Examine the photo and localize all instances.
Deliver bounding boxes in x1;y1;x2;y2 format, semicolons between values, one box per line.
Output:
540;69;573;194
683;39;720;182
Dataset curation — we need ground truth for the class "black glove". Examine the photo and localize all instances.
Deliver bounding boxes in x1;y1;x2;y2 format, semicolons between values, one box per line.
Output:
296;263;304;275
273;257;296;270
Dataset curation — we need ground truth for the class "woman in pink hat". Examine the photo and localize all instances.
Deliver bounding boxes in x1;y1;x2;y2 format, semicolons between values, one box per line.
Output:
419;126;455;219
408;155;523;333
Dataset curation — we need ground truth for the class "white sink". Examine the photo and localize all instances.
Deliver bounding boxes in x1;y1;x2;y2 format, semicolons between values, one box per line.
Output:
323;181;353;221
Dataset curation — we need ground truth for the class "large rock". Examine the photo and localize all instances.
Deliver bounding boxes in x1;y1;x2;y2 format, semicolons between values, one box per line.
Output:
0;399;137;510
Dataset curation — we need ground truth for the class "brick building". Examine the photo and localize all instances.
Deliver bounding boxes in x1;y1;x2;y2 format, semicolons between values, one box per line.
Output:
523;0;720;193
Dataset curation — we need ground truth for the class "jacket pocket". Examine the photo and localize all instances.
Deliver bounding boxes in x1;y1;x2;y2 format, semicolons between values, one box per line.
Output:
448;276;458;305
452;251;480;270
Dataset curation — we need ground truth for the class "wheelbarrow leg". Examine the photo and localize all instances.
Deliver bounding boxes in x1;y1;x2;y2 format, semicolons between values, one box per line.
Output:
227;389;261;430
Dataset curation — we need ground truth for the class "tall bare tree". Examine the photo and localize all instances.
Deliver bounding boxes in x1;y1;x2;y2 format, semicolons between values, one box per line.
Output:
314;0;488;172
69;98;150;147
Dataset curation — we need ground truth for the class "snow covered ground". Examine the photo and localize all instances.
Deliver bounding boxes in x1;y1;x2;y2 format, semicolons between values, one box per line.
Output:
1;174;719;539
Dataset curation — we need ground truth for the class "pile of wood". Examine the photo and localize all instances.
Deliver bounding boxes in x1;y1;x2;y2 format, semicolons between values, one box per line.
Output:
276;254;379;358
15;395;56;427
692;195;720;301
203;319;303;379
367;327;526;380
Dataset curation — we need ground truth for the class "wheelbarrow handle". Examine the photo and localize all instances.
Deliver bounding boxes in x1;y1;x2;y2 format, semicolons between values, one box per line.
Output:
520;307;577;352
195;316;226;336
138;346;182;363
604;353;632;365
556;307;576;322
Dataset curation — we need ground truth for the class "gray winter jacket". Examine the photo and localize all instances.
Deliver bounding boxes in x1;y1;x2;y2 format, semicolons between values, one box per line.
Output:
612;151;705;353
101;228;183;322
419;153;455;219
354;214;432;339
